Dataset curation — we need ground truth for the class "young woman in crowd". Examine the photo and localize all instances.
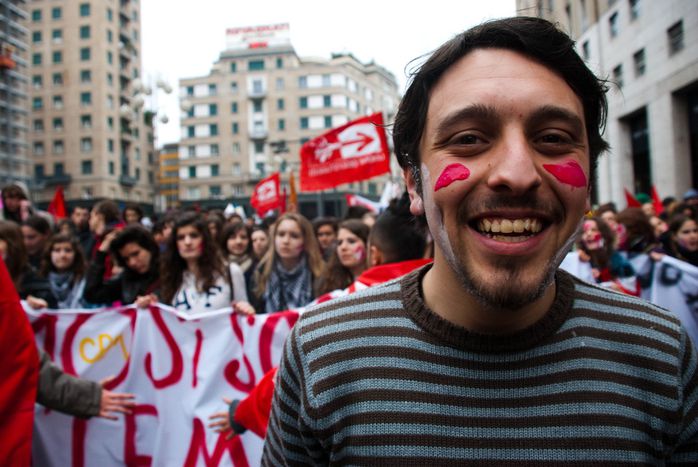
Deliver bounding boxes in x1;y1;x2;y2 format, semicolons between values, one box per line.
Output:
220;221;256;295
251;213;325;313
577;217;635;285
38;234;89;309
250;225;270;261
662;214;698;267
160;212;253;314
83;225;160;306
317;219;370;295
21;215;52;269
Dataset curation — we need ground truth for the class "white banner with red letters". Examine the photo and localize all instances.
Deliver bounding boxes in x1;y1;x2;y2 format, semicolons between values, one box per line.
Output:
25;304;299;466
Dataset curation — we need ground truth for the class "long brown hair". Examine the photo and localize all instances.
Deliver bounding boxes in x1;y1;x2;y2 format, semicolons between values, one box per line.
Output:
160;212;227;304
39;233;87;284
0;220;28;288
253;213;325;298
317;219;369;294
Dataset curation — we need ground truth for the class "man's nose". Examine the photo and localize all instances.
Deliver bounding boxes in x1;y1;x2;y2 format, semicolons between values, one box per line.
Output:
486;132;542;195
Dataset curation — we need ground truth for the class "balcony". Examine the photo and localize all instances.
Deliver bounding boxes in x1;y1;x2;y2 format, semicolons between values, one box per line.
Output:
248;88;266;99
119;174;137;187
249;128;268;140
43;173;72;187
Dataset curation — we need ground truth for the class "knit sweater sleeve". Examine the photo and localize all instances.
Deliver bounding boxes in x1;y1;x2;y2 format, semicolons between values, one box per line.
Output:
667;332;698;464
261;319;325;465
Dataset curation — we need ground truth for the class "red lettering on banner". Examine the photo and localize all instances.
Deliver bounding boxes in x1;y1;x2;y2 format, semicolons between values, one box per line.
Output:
144;306;183;389
103;309;137;390
32;314;58;360
259;311;299;374
223;315;257;392
72;418;87;467
61;314;92;376
192;329;203;388
124;404;158;466
184;418;249;467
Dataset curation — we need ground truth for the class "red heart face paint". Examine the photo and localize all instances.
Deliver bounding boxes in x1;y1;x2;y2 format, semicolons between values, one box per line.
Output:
434;163;470;191
542;161;587;188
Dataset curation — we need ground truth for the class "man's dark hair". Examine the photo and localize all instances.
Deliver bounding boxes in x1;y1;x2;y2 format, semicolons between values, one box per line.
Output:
312;216;338;234
110;225;159;272
92;200;121;225
123;203;144;221
22;215;51;236
393;16;609;194
369;192;427;263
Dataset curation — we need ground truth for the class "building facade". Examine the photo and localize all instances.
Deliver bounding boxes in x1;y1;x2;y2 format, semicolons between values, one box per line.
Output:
177;24;401;207
517;0;698;206
0;0;30;187
157;141;178;210
25;0;155;206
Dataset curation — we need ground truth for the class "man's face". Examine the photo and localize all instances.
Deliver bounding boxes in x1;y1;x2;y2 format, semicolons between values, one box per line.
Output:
89;209;104;234
71;207;89;229
406;49;590;310
22;225;48;256
315;224;336;250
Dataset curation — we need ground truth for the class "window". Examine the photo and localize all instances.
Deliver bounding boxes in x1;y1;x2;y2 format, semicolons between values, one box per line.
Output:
52;73;63;86
52;117;63;130
255;162;265;176
107;139;114;152
210;185;221;197
248;60;264;71
253;100;262;112
32;53;42;66
609;12;619;38
80;92;91;105
81;137;93;152
300;117;309;129
31;9;41;22
33;120;44;132
54;163;64;175
232;143;240;156
109;161;115;175
323;95;331;108
276;78;284;90
324;116;332;128
230;62;237;73
32;31;42;43
633;49;645;77
32;97;43;110
209;104;218;116
106;8;112;21
231;102;238;113
187;146;195;157
80;47;90;61
277;98;285;111
33;142;44;155
612;64;623;88
135;168;140;180
298;76;307;88
187;126;195;138
107;51;113;64
211;164;219;177
53;96;63;109
276;57;283;69
81;114;92;128
254;141;264;154
53;140;64;154
185;86;194;96
208;83;217;95
232;122;239;134
35;165;44;178
52;51;62;64
52;29;62;42
231;82;238;93
32;75;42;88
107;117;113;129
581;41;590;60
299;97;308;109
322;74;331;86
81;160;93;174
278;119;285;131
210;124;218;136
80;3;91;17
80;25;90;39
51;7;61;19
211;144;219;155
629;0;640;20
107;73;113;86
106;30;112;43
668;21;684;55
188;166;196;178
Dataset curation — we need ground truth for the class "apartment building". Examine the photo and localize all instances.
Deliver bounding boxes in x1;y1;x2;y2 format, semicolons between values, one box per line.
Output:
26;0;155;206
157;141;178;210
178;23;401;207
0;0;30;187
517;0;698;206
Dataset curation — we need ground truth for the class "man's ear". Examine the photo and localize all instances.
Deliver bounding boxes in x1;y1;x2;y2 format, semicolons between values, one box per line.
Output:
369;245;381;267
403;168;424;216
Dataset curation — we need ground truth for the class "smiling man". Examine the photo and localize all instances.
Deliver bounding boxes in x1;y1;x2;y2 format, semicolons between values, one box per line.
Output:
262;17;698;465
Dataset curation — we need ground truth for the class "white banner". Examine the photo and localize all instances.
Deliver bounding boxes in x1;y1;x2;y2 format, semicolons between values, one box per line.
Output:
25;304;299;466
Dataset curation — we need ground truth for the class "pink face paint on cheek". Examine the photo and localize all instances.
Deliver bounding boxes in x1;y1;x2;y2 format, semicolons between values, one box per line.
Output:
434;164;470;191
543;161;587;188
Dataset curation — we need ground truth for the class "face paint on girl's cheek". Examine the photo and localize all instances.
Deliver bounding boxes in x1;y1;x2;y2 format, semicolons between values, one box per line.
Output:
542;161;587;188
353;245;366;263
434;164;470;191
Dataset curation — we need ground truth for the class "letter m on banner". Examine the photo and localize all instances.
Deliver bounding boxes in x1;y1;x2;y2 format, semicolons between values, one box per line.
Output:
300;112;390;191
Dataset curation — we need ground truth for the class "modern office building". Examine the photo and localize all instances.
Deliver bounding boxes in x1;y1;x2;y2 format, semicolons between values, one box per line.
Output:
0;0;30;187
25;0;156;206
157;142;178;210
178;23;401;209
517;0;698;206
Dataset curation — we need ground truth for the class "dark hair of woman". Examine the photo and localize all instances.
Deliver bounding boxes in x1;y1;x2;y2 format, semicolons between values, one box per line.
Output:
317;219;370;294
0;220;28;287
109;225;160;277
219;221;253;257
39;233;87;284
615;207;656;253
577;217;615;272
664;214;698;266
160;212;226;304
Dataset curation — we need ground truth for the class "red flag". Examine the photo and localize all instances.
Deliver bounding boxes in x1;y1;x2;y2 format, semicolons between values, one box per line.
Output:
651;185;664;215
47;186;67;219
250;172;282;217
0;257;39;465
624;188;641;208
300;112;390;191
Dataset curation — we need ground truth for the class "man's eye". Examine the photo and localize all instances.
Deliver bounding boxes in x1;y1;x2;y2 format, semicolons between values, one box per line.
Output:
538;133;570;144
451;134;480;145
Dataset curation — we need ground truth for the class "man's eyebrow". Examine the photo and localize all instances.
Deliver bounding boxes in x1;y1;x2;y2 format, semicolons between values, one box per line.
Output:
432;104;499;141
528;105;585;136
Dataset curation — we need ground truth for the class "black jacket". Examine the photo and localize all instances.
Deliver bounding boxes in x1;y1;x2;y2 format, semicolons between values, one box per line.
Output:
83;251;159;305
19;267;58;308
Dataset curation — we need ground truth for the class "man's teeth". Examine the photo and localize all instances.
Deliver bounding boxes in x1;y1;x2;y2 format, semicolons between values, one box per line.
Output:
478;218;542;234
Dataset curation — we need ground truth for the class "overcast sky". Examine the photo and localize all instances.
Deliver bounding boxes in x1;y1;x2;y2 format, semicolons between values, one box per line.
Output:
141;0;517;145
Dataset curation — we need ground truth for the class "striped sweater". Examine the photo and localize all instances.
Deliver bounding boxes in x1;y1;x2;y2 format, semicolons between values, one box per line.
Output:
262;266;698;465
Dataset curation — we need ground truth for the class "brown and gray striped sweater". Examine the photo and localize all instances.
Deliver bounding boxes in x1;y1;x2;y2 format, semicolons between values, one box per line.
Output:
262;266;698;465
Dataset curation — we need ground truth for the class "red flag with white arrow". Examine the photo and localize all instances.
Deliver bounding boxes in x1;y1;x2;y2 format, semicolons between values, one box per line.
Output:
299;112;390;191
